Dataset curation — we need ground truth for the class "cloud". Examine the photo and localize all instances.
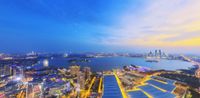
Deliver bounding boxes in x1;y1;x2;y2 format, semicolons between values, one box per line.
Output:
101;0;200;48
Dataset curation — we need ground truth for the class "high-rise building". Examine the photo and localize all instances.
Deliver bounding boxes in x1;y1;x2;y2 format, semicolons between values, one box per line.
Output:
155;50;158;56
148;51;153;57
12;68;17;76
83;67;91;80
0;65;13;77
27;83;42;98
69;65;80;76
159;50;162;57
26;83;34;98
77;72;85;90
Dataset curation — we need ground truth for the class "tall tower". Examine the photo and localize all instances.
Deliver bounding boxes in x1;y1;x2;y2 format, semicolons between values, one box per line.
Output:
155;50;158;57
148;51;153;57
159;50;162;57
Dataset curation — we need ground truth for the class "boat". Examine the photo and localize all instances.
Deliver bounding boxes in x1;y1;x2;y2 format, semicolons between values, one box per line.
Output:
145;57;159;62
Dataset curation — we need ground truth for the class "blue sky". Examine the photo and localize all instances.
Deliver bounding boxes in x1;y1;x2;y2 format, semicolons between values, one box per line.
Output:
0;0;200;54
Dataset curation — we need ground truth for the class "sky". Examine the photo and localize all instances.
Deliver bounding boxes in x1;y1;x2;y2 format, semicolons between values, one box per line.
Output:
0;0;200;54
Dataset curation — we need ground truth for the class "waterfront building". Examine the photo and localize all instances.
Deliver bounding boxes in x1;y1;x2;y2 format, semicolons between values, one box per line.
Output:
147;49;168;59
155;50;158;57
159;50;162;57
148;51;153;57
26;51;37;56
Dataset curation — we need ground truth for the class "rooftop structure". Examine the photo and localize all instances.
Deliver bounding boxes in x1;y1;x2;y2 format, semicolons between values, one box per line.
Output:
128;90;148;98
103;75;123;98
128;76;176;98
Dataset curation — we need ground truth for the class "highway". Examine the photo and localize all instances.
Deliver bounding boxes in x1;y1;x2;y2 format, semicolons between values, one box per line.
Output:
180;55;200;67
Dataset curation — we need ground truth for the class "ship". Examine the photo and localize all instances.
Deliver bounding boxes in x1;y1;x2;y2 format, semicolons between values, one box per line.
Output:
145;57;159;62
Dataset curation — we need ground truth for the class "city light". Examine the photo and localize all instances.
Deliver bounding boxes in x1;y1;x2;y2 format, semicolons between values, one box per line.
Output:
0;0;200;98
43;59;49;67
15;76;22;81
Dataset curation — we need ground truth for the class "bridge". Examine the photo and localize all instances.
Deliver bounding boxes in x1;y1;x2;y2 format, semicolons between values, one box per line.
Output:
180;55;200;78
180;55;200;67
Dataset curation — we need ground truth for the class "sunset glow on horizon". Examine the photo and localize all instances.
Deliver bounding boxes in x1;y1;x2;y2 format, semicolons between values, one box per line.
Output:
0;0;200;53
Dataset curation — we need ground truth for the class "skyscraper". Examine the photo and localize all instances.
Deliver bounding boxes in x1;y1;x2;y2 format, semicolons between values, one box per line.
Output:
77;72;85;89
26;83;34;98
155;50;158;57
83;67;91;80
159;50;162;57
0;65;13;77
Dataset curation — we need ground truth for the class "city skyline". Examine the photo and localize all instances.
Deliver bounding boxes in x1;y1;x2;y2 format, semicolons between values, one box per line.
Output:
0;0;200;54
